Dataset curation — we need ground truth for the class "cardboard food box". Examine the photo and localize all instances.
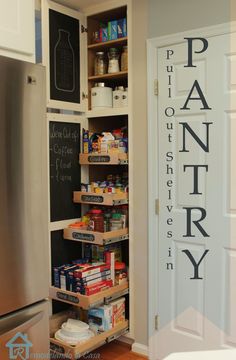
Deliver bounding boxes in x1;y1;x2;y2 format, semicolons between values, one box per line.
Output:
110;297;126;327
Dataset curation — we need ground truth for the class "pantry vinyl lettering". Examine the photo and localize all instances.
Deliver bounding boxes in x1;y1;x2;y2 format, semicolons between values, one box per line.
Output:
165;49;174;271
165;38;212;279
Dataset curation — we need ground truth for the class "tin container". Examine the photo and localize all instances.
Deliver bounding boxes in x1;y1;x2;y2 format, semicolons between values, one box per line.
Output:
91;83;113;109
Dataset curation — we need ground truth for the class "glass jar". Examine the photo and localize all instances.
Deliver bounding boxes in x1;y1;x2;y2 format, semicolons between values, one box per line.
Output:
110;213;123;231
104;213;111;232
108;48;120;74
88;209;104;232
121;46;128;71
94;52;107;76
115;262;128;285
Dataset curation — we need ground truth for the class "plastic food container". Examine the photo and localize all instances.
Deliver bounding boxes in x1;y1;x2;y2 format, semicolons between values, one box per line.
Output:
91;83;113;110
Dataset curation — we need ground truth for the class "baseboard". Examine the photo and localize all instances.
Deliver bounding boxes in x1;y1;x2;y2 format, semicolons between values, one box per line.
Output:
132;342;149;357
118;335;134;346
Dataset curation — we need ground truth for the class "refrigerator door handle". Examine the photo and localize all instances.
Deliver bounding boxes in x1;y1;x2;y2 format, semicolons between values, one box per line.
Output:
0;311;44;343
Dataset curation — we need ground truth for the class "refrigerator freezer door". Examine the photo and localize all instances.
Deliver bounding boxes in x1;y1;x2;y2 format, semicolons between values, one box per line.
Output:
0;300;49;359
0;56;49;316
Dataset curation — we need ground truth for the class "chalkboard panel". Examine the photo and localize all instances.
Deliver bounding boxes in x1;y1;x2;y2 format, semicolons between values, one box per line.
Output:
49;121;81;221
49;9;80;104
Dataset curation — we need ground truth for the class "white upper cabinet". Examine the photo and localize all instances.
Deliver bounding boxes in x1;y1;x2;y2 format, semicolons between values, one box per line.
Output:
0;0;35;62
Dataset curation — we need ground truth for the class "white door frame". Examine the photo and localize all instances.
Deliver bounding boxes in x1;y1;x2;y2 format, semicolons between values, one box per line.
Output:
147;21;236;360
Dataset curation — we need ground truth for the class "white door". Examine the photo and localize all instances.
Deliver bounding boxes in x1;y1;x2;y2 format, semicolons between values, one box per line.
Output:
150;26;236;359
0;0;35;62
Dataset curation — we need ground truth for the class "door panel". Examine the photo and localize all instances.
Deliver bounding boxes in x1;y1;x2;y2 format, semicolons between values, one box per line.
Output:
0;0;35;61
0;58;49;316
0;301;49;360
154;30;236;359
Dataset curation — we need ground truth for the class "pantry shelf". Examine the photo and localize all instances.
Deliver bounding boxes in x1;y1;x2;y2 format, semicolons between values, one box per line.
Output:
64;227;129;246
73;191;128;206
86;108;129;118
79;153;128;165
88;71;128;81
50;320;129;360
49;283;129;310
88;37;128;50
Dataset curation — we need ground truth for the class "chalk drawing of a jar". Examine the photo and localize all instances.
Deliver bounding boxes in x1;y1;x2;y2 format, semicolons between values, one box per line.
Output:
54;29;75;92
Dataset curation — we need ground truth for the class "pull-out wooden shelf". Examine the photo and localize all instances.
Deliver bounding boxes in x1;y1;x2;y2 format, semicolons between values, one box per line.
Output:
79;153;128;165
50;320;129;360
73;191;128;206
49;283;129;310
86;108;128;118
64;227;129;245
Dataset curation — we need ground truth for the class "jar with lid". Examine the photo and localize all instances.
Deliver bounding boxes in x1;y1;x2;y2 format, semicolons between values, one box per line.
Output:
110;213;123;231
88;209;104;232
108;48;120;74
104;213;111;232
94;52;107;76
120;205;129;228
115;261;128;285
91;82;113;110
121;46;128;72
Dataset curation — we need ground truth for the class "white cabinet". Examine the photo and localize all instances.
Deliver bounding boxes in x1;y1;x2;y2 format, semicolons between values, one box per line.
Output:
0;0;35;62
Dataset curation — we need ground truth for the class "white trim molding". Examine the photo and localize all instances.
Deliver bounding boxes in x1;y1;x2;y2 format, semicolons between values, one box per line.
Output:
132;343;149;357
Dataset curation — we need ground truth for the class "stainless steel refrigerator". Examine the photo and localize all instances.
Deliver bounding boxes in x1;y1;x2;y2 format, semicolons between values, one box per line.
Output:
0;56;49;358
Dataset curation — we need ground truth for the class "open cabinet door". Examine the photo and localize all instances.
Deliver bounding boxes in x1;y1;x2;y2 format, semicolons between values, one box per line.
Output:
42;0;87;112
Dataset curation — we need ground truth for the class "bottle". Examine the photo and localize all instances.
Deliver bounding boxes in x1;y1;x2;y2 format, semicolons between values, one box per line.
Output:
108;48;120;73
104;212;112;232
54;29;75;92
94;52;107;75
121;46;128;71
88;209;104;232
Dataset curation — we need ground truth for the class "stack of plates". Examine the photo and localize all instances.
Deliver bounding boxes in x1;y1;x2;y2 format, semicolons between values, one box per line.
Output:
55;319;94;345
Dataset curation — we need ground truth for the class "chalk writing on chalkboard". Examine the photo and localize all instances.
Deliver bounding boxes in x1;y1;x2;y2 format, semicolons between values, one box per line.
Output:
49;121;81;222
49;9;80;104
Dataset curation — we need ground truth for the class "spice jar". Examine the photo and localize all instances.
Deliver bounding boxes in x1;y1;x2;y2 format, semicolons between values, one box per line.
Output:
88;209;104;232
121;46;128;71
115;262;128;285
94;52;107;75
104;213;111;232
108;48;120;73
110;213;123;231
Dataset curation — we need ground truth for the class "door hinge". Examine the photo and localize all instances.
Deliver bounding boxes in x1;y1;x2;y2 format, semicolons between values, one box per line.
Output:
155;199;159;215
155;315;159;330
81;25;88;33
154;79;158;96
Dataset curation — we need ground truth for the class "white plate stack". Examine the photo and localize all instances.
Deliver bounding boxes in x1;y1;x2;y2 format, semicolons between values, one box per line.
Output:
55;318;94;345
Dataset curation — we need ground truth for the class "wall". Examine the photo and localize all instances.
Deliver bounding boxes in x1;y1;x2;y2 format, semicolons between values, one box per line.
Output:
131;0;149;350
148;0;233;38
